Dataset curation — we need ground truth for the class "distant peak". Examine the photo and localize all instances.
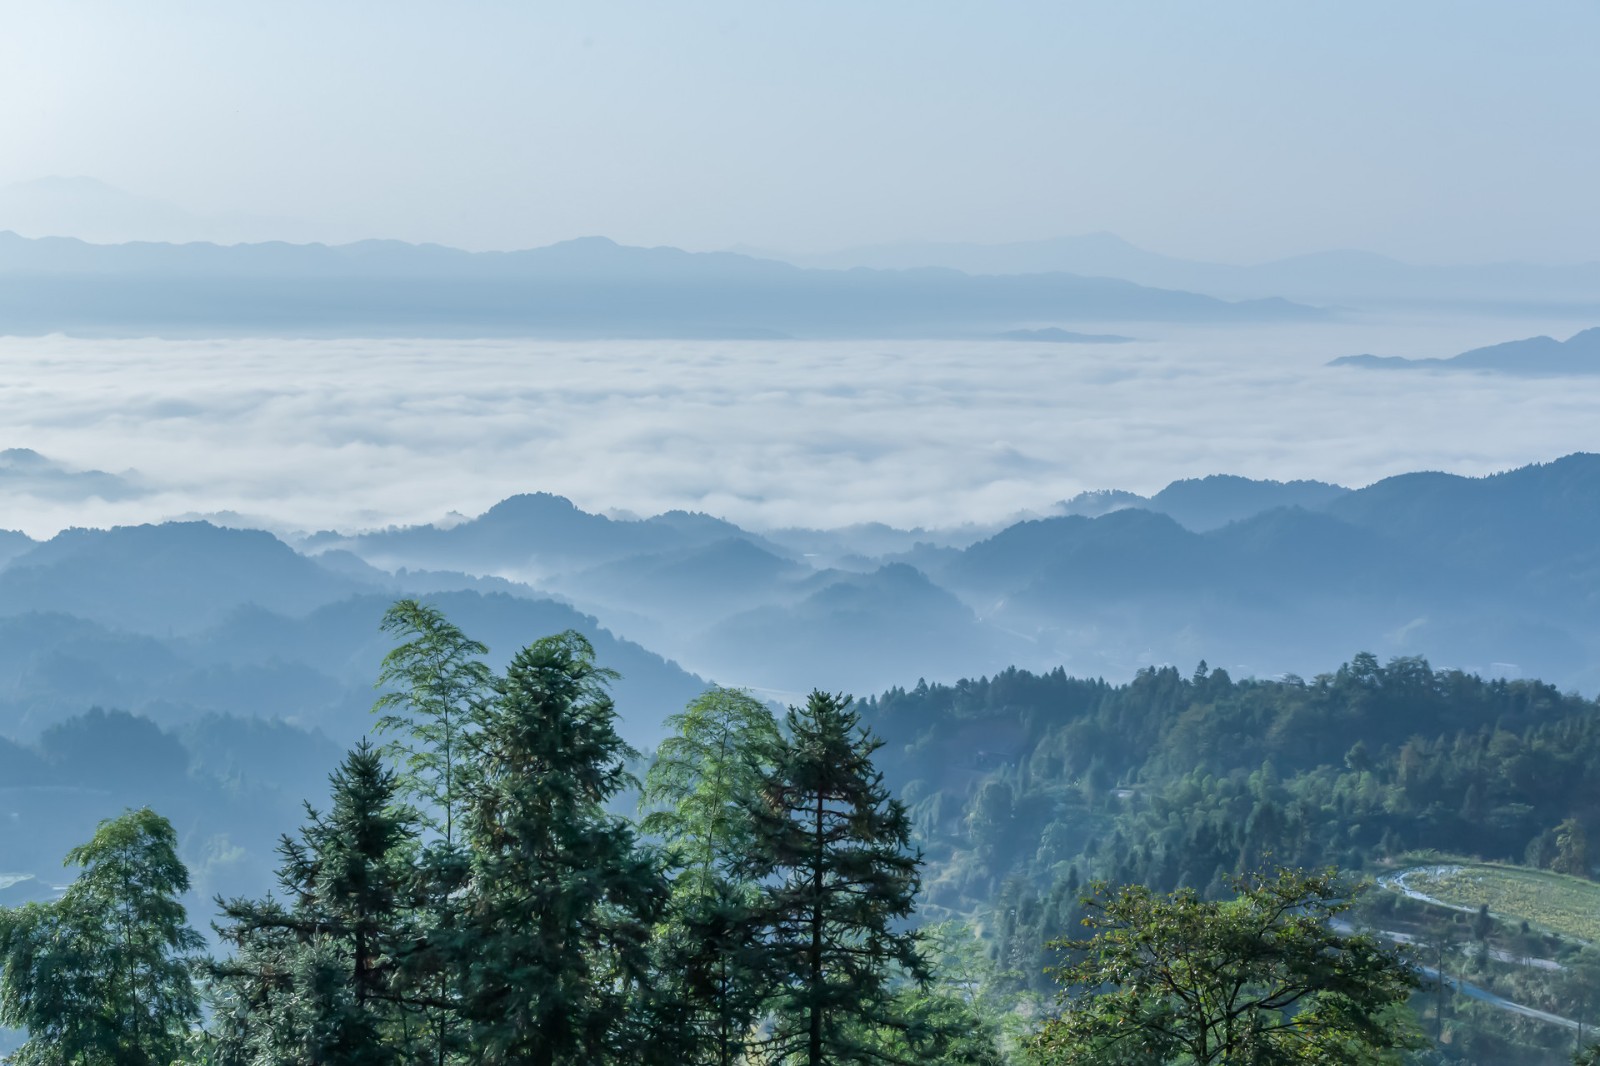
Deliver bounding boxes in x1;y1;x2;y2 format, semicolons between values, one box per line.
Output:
470;493;605;529
548;235;621;249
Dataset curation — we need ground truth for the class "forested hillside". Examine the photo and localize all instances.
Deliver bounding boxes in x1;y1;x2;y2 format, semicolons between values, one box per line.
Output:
4;599;1600;1062
867;654;1599;924
863;655;1600;1063
3;460;1600;1063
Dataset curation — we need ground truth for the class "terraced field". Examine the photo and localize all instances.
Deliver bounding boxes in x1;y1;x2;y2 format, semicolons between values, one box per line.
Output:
1383;863;1600;944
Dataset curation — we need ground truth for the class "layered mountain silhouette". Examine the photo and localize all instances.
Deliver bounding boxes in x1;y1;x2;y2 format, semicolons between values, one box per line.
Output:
311;453;1600;693
0;525;707;747
0;231;1315;338
995;327;1134;343
1331;327;1600;375
4;454;1600;752
314;492;783;576
3;454;1600;912
757;233;1600;310
0;448;143;502
1058;475;1350;532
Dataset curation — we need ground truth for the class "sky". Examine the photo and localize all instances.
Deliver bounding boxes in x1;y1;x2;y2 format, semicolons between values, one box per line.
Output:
3;1;1598;263
2;318;1597;541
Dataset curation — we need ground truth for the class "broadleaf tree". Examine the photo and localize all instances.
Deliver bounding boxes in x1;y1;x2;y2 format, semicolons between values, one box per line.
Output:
641;687;783;1066
1026;866;1424;1066
373;598;492;847
372;598;492;1062
0;807;203;1066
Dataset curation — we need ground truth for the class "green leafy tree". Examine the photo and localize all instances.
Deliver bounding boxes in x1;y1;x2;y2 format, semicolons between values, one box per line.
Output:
374;598;492;847
1565;948;1600;1057
372;599;492;1064
1027;867;1422;1066
209;742;421;1065
457;630;669;1066
0;807;202;1066
849;923;1010;1066
1555;817;1590;878
856;985;1008;1066
920;920;1033;1056
641;687;783;1066
743;690;929;1066
642;686;781;892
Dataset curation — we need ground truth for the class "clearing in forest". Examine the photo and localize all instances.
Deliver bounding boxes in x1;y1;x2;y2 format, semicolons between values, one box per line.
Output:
1382;862;1600;944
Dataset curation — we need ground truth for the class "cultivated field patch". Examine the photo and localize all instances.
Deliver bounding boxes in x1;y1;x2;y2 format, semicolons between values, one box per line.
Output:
1384;863;1600;944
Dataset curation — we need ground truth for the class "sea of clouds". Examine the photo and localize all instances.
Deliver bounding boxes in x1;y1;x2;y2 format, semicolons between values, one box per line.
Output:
0;314;1596;540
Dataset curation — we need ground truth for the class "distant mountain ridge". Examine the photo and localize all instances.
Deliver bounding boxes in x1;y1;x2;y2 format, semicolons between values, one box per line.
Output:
0;522;707;747
0;230;1315;338
1330;327;1600;375
0;448;144;502
3;454;1600;744
5;449;1600;965
1058;474;1351;532
285;452;1600;696
757;233;1600;309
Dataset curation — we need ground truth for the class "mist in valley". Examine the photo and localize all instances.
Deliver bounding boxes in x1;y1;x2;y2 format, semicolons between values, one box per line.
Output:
3;4;1600;1062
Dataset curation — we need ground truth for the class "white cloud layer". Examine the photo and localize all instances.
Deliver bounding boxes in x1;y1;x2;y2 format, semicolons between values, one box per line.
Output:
0;315;1597;540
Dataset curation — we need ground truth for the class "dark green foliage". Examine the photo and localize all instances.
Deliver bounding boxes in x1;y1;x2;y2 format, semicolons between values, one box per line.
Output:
39;707;189;790
862;656;1600;984
866;985;1008;1066
0;807;203;1066
646;881;771;1066
743;690;930;1066
457;630;669;1066
853;653;1600;1063
1028;868;1422;1066
209;741;421;1064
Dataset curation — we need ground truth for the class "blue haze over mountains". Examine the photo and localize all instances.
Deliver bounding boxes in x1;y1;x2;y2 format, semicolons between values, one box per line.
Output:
4;227;1597;342
1;224;1598;931
1331;327;1600;375
755;233;1600;312
0;231;1310;338
0;438;1593;921
6;453;1600;749
2;446;1599;917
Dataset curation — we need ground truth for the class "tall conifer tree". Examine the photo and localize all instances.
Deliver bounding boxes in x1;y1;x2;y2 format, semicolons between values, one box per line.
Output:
743;691;929;1066
458;630;668;1066
210;742;422;1065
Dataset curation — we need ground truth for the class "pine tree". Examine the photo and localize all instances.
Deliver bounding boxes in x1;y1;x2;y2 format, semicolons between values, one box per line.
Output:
0;808;202;1066
642;687;782;1066
210;742;422;1065
743;690;929;1066
457;630;669;1066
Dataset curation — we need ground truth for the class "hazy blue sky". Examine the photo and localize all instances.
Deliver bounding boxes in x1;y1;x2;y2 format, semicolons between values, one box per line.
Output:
3;1;1597;262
